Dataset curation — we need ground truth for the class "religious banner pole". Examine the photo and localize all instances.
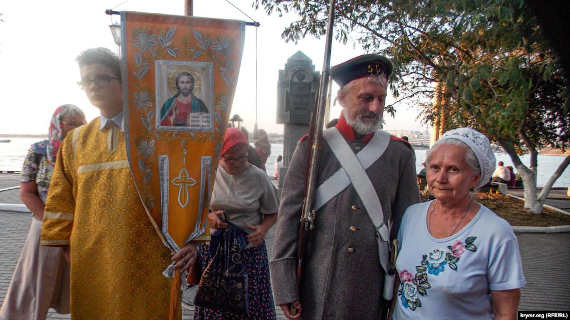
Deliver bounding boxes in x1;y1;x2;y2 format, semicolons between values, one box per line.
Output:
168;4;193;319
184;0;193;17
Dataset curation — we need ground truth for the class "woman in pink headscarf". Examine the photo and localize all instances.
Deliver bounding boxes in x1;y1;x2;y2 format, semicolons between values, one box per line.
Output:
194;128;278;319
0;105;86;320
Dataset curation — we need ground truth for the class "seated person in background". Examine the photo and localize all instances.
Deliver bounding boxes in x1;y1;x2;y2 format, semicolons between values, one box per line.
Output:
492;161;510;184
506;166;516;187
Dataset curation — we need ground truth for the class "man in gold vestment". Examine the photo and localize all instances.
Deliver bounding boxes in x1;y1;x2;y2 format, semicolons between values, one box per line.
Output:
40;48;198;319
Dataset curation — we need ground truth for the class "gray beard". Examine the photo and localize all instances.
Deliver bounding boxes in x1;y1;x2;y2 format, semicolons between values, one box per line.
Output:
342;109;383;135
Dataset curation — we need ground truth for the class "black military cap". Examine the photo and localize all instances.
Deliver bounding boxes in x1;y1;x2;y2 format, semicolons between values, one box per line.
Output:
331;54;392;86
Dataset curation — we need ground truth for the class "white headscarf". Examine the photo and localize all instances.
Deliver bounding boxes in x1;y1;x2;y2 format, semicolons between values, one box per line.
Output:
437;128;496;188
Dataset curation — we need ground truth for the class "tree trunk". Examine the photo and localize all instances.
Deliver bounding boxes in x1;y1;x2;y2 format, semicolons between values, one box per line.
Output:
499;140;544;214
538;155;570;201
500;141;570;214
519;168;543;214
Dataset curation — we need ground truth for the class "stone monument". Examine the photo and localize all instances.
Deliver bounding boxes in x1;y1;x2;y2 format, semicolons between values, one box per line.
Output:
276;51;320;188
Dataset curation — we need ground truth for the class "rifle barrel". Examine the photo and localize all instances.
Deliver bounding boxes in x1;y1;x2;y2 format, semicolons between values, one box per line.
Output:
301;0;336;230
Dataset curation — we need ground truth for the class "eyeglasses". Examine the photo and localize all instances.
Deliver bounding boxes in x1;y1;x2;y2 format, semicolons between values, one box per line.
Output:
78;74;119;89
61;120;85;128
222;154;248;162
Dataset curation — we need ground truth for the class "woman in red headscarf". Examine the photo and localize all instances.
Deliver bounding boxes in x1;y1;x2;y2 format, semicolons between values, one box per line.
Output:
194;128;278;319
0;105;86;320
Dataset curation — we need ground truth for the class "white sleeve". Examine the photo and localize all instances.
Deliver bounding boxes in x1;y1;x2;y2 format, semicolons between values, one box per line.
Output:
488;234;526;291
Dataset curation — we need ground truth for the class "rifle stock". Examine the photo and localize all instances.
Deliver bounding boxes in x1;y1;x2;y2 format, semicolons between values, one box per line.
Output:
296;0;336;305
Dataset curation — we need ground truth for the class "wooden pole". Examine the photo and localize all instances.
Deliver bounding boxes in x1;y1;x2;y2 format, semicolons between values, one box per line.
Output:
168;271;182;320
430;81;442;147
430;79;448;146
170;5;193;320
185;0;193;16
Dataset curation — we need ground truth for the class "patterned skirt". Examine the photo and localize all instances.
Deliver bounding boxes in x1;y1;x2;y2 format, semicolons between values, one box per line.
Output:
194;241;276;320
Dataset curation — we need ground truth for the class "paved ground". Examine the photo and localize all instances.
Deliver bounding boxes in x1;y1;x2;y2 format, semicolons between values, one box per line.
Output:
0;174;20;189
508;188;570;212
517;232;570;310
0;173;568;318
0;174;286;319
0;174;20;205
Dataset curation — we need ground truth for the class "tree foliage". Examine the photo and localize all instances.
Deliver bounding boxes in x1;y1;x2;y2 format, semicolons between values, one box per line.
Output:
254;0;570;213
254;0;568;144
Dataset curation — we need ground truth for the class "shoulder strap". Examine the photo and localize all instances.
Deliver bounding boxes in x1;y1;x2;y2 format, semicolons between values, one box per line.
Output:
314;128;390;210
324;127;391;273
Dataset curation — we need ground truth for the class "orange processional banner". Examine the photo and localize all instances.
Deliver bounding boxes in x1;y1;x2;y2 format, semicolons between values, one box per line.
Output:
121;12;245;252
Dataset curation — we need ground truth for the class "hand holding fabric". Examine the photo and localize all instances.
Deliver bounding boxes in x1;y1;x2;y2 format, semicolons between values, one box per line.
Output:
172;242;198;271
207;210;228;229
247;213;276;247
246;224;268;247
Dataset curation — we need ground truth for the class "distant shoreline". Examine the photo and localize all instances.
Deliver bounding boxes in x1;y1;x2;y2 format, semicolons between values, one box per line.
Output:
0;134;47;138
0;134;568;157
539;148;570;156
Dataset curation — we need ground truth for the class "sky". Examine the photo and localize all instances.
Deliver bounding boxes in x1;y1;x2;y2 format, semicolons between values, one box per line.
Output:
0;0;428;135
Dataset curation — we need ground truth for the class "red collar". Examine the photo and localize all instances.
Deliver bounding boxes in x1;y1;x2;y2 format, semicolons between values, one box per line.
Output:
335;114;375;143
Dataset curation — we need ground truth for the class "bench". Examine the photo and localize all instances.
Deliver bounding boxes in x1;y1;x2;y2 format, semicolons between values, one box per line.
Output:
490;182;508;194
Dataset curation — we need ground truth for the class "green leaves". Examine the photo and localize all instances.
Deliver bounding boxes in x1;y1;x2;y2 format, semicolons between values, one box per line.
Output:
469;78;481;91
465;236;478;252
445;252;459;264
417;286;428;296
462;87;473;102
465;236;476;245
255;0;569;153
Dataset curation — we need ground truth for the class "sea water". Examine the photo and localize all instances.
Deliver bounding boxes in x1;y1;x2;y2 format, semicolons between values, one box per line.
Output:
1;138;569;188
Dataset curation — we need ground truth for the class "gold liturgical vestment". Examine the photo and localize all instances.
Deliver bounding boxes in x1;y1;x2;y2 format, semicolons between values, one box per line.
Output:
40;119;172;319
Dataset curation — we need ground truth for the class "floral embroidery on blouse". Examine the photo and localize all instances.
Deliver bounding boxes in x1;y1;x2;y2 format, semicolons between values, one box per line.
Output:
398;236;478;311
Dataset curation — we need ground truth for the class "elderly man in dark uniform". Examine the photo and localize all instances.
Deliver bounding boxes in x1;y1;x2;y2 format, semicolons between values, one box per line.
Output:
270;54;420;320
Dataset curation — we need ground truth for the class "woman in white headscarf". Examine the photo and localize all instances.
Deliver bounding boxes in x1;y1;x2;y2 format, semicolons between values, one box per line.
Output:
392;128;525;320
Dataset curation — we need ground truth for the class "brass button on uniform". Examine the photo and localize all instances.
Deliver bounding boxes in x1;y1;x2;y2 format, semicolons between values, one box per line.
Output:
347;247;355;253
349;226;357;232
351;205;358;211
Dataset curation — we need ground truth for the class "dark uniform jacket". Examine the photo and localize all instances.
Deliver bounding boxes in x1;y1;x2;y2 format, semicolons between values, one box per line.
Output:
270;115;420;320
